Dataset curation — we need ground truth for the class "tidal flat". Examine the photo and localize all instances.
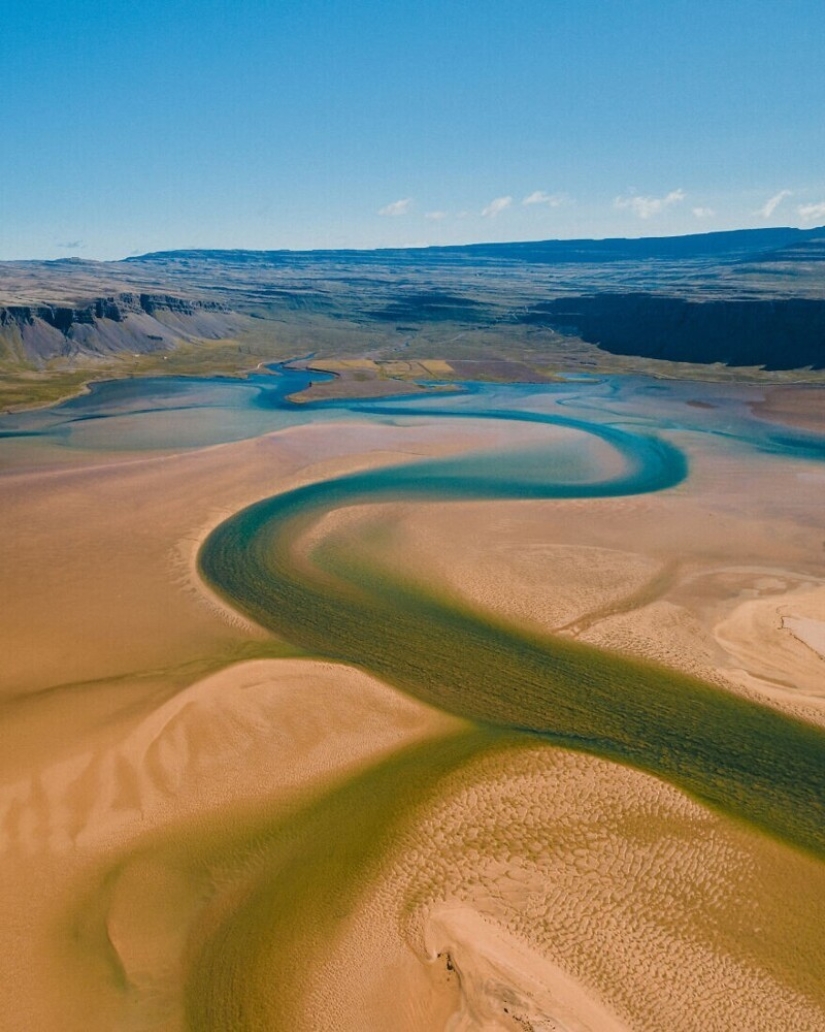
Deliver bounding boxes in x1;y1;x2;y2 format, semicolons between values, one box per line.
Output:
0;369;824;1031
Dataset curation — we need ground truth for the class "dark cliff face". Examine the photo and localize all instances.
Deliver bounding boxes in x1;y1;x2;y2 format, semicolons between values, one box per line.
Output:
3;226;825;374
525;294;825;370
1;293;229;332
0;293;240;365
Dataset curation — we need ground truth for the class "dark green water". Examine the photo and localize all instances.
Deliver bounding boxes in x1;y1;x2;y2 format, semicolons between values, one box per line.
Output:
199;409;825;859
184;726;503;1030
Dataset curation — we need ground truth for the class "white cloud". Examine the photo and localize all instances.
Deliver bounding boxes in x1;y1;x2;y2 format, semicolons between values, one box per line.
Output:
759;189;792;219
614;189;686;219
425;210;448;221
481;195;513;218
522;190;567;207
692;207;715;219
797;201;825;223
378;197;412;217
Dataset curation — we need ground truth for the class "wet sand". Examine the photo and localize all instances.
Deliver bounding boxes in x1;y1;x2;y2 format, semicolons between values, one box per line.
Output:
379;453;825;724
1;384;824;1030
0;415;525;1030
750;383;825;432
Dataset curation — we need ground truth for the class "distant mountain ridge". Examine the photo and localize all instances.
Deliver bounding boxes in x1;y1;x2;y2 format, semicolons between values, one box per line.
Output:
127;224;825;266
1;225;824;375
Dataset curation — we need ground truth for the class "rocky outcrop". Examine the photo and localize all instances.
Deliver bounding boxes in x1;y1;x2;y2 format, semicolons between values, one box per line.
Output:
0;293;243;365
3;226;824;373
524;294;825;370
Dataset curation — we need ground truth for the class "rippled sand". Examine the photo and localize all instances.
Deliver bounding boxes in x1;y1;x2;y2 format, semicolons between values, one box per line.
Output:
383;434;825;723
1;384;824;1031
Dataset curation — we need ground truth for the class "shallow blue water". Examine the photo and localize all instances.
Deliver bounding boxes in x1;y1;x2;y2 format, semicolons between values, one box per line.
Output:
0;365;822;467
194;372;825;860
2;364;823;858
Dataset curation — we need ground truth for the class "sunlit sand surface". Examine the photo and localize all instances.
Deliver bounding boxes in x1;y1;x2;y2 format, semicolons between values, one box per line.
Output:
0;658;460;1031
307;743;825;1032
382;431;825;722
750;384;825;432
0;374;823;1030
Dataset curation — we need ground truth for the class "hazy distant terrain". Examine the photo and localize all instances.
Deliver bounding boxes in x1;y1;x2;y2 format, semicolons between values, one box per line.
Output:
1;226;824;408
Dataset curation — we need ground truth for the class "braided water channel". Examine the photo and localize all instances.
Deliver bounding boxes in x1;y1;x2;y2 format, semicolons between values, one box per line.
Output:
191;398;825;1029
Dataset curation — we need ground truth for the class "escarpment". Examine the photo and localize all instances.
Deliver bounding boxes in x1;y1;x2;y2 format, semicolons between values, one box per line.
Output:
525;294;825;370
0;293;243;365
2;226;825;375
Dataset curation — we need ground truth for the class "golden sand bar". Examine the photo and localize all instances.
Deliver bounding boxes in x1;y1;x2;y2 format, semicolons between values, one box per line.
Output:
1;385;824;1030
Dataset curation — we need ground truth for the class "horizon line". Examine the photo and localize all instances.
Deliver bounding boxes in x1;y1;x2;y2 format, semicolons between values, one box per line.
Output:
3;223;823;266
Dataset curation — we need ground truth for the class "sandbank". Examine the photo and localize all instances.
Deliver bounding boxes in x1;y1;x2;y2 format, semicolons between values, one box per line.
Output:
0;657;462;1031
299;743;825;1031
2;386;825;1031
373;430;825;723
749;384;825;432
0;411;593;1029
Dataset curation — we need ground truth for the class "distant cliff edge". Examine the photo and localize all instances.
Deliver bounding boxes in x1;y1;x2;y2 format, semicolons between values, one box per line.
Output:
525;294;825;370
0;293;244;365
2;226;824;375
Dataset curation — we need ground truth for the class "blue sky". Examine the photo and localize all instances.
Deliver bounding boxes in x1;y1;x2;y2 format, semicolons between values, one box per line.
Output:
2;0;824;259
